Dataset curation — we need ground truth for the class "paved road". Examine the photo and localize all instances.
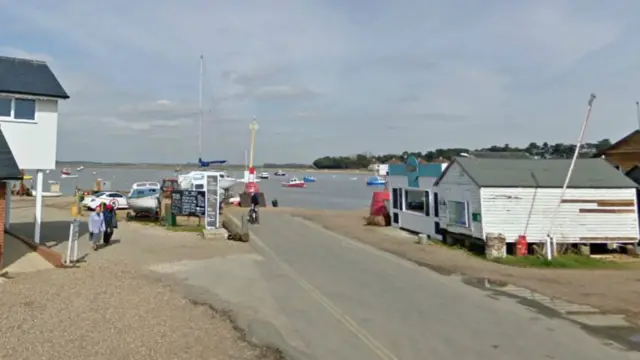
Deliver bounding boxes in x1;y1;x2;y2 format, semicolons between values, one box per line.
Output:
157;211;640;360
238;212;640;360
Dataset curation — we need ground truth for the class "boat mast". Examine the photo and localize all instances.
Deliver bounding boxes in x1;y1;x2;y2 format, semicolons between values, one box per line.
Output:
198;55;204;159
636;101;640;129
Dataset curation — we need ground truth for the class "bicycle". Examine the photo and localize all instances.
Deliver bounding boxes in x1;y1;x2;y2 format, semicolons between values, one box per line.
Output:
248;205;259;224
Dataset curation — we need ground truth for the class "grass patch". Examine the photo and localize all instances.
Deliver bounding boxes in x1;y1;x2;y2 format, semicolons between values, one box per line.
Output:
493;254;628;269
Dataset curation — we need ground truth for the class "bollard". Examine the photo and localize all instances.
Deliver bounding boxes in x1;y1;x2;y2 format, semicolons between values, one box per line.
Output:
417;234;428;245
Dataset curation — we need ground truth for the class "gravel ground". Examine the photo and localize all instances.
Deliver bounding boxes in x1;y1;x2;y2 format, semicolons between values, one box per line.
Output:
0;262;283;360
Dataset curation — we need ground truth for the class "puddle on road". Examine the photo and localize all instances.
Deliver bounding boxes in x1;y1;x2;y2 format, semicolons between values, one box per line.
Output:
461;276;640;352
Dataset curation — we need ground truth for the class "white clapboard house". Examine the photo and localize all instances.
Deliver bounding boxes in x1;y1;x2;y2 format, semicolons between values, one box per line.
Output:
433;157;639;253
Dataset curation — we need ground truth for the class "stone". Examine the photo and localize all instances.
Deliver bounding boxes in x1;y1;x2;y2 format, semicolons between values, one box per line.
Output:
485;232;506;259
202;228;229;241
578;244;590;256
417;234;429;245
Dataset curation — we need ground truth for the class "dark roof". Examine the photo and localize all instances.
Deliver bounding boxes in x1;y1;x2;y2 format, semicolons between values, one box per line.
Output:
624;165;640;186
0;56;69;99
592;130;640;158
435;157;637;188
469;151;532;159
0;127;22;180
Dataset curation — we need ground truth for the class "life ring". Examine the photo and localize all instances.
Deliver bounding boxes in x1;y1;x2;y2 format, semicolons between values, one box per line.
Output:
109;199;119;208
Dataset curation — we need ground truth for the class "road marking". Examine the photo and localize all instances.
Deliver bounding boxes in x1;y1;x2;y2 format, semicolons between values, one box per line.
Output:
228;215;399;360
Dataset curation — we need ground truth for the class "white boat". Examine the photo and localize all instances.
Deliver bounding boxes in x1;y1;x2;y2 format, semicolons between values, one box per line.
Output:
282;177;306;188
77;166;85;171
178;171;238;191
127;182;161;214
258;172;270;179
31;190;63;198
60;167;78;178
61;174;78;179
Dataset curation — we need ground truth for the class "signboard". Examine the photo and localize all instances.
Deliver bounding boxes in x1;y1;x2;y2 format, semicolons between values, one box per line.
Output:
170;190;206;216
205;174;220;229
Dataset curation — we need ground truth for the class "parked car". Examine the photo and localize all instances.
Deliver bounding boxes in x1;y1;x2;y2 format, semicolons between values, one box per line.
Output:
82;191;128;210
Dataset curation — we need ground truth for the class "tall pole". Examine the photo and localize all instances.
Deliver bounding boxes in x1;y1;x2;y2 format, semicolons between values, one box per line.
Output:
248;117;259;169
198;55;204;159
546;93;596;258
636;101;640;129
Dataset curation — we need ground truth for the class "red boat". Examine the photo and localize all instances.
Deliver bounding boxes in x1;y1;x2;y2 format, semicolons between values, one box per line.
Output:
61;168;71;175
282;177;306;188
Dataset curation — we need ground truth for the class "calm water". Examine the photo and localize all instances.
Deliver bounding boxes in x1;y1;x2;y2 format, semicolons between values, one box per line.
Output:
22;168;378;210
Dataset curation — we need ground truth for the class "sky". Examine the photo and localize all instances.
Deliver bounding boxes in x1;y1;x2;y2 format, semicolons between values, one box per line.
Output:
1;0;639;164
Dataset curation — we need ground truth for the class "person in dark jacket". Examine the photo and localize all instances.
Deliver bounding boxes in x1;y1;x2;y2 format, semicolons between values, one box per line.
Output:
249;192;260;224
102;203;118;245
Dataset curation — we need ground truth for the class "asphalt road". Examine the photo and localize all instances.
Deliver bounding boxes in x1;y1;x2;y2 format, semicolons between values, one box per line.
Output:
160;211;640;360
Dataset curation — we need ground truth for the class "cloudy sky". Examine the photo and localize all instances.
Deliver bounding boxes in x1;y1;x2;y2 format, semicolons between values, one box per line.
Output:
1;0;638;164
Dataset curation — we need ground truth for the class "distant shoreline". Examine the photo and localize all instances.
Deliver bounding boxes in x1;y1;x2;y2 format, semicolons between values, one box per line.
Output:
56;162;369;174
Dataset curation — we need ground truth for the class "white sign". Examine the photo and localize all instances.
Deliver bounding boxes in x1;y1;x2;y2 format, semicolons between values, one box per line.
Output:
205;174;220;229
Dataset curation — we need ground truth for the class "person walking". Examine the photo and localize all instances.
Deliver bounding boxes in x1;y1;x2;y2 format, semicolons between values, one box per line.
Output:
102;203;117;245
88;204;105;251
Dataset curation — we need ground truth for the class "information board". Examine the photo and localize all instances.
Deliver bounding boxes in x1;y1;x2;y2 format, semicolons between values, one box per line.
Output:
205;174;220;229
170;190;205;216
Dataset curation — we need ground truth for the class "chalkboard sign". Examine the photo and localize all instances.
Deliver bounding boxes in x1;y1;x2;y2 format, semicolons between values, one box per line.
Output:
205;174;220;229
170;190;205;216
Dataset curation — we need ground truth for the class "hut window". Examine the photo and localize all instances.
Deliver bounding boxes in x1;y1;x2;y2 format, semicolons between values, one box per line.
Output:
403;189;425;213
447;201;469;227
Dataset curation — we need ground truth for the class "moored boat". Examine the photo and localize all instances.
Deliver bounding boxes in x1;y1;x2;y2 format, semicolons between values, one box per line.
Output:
274;170;287;176
282;177;306;188
60;167;78;178
303;176;316;183
127;182;161;215
366;176;386;186
258;172;270;179
31;190;63;198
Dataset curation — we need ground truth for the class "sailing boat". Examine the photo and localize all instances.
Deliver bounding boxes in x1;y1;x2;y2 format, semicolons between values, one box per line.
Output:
61;167;78;178
178;55;238;191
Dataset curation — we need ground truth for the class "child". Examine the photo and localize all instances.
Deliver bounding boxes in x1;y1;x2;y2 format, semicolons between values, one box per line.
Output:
88;204;105;251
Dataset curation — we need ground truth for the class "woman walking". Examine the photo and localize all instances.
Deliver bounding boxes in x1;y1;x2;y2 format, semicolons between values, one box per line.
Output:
88;205;105;251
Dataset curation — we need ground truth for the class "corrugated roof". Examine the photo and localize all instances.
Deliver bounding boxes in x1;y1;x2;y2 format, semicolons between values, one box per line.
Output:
0;56;69;99
448;157;636;188
0;127;22;180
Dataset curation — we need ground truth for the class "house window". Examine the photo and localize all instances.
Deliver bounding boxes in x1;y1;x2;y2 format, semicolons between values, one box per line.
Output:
424;190;430;216
392;188;399;209
404;189;425;213
14;99;36;120
0;97;11;117
447;201;469;227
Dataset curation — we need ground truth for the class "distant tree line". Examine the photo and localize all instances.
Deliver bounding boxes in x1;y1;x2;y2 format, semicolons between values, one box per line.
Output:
311;139;614;170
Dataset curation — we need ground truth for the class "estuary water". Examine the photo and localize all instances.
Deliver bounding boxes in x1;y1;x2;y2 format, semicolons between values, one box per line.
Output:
22;168;378;211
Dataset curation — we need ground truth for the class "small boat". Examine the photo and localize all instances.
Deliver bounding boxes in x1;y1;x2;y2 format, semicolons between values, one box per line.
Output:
303;176;316;183
350;177;358;180
127;182;161;215
48;180;58;184
366;176;386;186
61;168;78;178
76;166;85;171
31;190;63;198
258;172;270;179
274;170;287;176
282;177;306;188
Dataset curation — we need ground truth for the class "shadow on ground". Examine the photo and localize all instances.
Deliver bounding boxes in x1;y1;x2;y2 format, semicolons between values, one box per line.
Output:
9;220;90;248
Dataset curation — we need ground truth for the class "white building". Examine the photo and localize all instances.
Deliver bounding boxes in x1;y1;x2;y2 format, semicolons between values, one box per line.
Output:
387;156;448;239
433;157;639;254
0;55;70;244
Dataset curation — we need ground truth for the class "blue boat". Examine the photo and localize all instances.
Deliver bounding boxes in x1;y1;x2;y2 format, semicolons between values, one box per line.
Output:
303;176;317;183
366;176;386;186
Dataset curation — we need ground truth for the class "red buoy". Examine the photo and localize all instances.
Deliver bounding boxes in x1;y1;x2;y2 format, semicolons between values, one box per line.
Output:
515;235;528;256
370;190;390;216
